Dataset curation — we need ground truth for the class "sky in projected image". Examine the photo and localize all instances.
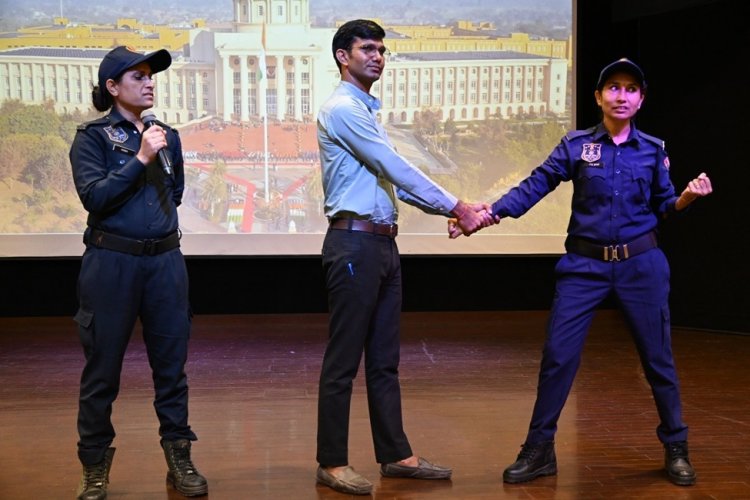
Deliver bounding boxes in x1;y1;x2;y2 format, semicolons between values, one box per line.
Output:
0;0;573;256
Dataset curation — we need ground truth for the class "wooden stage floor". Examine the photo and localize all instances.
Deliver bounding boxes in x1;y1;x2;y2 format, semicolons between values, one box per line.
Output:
1;310;748;499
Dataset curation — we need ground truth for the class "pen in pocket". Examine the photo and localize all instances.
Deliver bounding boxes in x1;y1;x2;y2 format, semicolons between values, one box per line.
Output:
347;262;354;275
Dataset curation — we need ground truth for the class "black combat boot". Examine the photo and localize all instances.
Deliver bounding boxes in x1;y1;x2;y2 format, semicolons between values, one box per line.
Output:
503;441;557;483
664;441;696;486
161;439;208;497
76;447;115;500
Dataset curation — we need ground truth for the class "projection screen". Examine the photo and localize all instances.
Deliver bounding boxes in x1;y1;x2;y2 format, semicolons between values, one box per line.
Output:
0;0;573;257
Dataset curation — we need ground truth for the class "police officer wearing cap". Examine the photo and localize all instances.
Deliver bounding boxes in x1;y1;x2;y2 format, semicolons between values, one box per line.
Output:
70;46;207;499
451;58;712;486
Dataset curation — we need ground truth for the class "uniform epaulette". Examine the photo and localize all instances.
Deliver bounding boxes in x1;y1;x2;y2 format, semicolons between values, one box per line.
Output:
76;116;109;131
564;126;596;141
636;130;665;149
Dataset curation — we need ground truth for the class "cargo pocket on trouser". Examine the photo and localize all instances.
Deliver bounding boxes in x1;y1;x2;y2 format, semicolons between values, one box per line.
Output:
74;308;95;353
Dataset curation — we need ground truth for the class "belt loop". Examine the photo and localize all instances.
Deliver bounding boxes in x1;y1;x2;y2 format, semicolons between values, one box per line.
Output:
347;218;353;232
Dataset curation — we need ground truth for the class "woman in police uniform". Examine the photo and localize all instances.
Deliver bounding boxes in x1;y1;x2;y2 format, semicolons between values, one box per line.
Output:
70;46;207;499
452;58;713;487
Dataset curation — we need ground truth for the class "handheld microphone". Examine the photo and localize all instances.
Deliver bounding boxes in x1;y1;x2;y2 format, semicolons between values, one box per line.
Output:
140;110;173;176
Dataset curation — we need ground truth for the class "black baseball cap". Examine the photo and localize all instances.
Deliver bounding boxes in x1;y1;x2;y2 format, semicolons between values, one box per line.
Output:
98;46;172;88
596;58;646;90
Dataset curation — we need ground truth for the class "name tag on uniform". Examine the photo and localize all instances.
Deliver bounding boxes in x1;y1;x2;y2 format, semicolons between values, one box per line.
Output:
112;144;136;156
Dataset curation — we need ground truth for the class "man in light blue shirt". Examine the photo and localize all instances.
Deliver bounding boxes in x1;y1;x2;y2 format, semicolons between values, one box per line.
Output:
315;19;493;496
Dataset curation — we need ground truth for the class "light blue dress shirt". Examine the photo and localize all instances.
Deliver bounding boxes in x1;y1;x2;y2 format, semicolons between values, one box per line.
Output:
317;81;458;224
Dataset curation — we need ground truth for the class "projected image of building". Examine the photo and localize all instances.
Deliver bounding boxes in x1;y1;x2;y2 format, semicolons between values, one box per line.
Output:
0;0;572;248
0;0;569;125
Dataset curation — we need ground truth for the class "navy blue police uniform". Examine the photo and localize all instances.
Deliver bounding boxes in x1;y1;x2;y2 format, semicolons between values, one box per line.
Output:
70;108;196;466
491;122;689;446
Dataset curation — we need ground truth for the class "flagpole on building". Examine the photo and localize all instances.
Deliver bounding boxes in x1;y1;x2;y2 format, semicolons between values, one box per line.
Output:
260;23;270;203
263;111;269;203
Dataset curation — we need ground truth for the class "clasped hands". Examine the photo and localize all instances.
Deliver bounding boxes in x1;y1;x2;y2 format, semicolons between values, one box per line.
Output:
447;201;499;239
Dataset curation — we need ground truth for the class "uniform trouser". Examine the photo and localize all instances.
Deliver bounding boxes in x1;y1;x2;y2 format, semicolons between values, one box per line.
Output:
317;229;413;466
75;246;196;466
525;249;688;445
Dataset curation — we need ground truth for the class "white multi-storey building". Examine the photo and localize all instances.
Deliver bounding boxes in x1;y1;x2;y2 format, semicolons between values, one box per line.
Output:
0;0;568;125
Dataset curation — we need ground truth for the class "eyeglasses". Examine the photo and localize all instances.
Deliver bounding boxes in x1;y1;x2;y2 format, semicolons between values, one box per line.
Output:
352;44;390;57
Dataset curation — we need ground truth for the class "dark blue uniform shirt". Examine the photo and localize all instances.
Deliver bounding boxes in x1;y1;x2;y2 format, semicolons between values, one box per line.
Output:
70;109;184;240
491;122;679;244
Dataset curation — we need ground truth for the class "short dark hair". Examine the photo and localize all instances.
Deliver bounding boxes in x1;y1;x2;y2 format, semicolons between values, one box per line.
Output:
332;19;386;71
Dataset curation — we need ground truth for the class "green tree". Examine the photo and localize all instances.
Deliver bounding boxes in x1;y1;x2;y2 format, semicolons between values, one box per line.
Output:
201;160;228;222
0;99;26;119
58;120;79;144
443;117;457;136
303;164;324;217
0;133;40;183
24;136;72;192
0;103;61;137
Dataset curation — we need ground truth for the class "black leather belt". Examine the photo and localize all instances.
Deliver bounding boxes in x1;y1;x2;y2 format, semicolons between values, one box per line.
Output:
85;228;180;256
329;218;398;238
565;231;657;262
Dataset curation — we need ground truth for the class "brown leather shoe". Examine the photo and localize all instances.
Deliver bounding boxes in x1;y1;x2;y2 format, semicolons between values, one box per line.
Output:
316;466;373;495
380;457;452;479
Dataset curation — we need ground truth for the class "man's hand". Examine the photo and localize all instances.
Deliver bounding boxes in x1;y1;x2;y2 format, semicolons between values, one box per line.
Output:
448;201;498;238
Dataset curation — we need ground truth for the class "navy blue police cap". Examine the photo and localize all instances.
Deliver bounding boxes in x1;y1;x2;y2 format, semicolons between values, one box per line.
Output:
98;46;171;88
596;58;646;91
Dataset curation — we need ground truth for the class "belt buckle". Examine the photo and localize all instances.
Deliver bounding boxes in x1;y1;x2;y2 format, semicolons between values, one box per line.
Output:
142;239;155;255
605;244;621;262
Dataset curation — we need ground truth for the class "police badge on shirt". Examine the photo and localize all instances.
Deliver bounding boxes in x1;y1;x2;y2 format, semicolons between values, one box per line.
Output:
104;126;136;157
104;125;128;144
581;143;603;168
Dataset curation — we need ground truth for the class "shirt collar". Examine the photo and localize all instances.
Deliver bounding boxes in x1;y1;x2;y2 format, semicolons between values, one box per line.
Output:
106;108;134;128
339;80;382;111
594;121;641;145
